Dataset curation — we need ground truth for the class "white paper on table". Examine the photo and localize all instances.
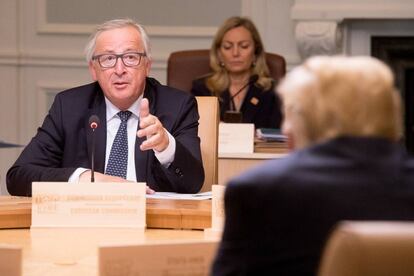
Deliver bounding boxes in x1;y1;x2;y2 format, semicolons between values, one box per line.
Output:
219;123;254;154
146;191;212;200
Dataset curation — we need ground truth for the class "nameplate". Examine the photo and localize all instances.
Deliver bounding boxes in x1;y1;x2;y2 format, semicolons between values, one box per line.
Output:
99;241;218;276
205;185;226;238
211;185;225;231
31;182;146;228
0;245;21;276
219;123;254;153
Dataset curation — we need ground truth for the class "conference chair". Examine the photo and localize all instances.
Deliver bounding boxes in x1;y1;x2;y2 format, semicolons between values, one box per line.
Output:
167;49;286;93
195;96;219;192
318;221;414;276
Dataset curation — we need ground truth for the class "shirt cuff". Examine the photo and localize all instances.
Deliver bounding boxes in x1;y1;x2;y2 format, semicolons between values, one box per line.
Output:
154;129;176;167
68;168;90;182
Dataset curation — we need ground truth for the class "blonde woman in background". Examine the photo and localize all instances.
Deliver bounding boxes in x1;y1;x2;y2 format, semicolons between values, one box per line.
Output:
191;16;282;128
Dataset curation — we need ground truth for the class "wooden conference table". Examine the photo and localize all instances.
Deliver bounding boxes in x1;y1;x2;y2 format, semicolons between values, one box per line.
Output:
0;196;217;276
218;152;287;185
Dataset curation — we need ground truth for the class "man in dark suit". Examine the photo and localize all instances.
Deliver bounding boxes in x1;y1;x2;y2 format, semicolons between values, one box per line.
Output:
6;19;204;196
212;56;414;275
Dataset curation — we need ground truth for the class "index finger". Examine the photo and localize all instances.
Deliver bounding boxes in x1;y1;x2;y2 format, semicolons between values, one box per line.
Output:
140;98;150;119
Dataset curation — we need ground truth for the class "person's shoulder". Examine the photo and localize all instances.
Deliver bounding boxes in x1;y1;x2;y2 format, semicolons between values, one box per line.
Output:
147;77;187;94
192;74;211;86
191;74;213;96
147;77;195;105
251;78;275;96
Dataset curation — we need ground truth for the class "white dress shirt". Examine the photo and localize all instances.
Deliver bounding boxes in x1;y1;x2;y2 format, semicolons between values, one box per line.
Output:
69;95;176;182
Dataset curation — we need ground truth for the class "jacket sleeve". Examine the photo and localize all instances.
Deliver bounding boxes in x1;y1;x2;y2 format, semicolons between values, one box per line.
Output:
6;94;76;196
150;95;204;193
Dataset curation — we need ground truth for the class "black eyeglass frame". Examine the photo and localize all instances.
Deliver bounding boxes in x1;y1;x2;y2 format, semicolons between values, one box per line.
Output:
91;52;147;68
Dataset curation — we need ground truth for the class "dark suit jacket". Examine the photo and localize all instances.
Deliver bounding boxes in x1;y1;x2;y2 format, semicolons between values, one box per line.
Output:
191;76;282;129
7;77;204;196
212;136;414;276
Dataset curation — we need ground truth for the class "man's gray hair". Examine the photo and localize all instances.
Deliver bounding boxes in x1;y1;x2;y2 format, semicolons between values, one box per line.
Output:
84;18;151;62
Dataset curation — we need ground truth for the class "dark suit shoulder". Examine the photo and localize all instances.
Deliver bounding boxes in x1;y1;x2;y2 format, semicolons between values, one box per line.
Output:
190;76;213;96
145;77;199;129
147;77;195;103
54;82;102;109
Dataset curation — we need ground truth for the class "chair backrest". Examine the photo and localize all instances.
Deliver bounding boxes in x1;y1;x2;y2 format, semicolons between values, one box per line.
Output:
167;49;286;93
195;96;219;192
318;221;414;276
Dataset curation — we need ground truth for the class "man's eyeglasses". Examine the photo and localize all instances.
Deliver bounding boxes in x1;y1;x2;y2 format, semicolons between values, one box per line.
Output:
92;52;146;68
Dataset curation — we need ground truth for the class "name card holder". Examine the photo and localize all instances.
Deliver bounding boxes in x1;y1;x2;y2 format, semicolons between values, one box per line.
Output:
219;123;254;154
0;245;22;276
99;241;218;276
204;184;225;238
31;182;146;228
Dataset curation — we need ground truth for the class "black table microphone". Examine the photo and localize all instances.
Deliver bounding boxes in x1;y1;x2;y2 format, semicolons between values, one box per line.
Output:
88;115;100;182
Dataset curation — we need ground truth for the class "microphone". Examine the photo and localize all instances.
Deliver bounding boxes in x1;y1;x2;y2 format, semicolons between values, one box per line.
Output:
88;115;100;182
229;74;259;111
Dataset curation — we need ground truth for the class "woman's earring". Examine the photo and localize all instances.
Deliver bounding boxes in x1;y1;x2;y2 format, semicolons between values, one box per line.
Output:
220;62;225;67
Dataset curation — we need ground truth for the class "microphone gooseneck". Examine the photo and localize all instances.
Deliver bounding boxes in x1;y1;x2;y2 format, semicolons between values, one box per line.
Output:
88;115;100;182
229;74;259;111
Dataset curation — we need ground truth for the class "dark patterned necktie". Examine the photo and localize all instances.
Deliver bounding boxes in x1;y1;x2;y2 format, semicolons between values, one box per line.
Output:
105;111;132;178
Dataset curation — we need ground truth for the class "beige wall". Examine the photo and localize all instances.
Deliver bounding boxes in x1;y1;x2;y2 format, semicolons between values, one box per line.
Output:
0;0;299;194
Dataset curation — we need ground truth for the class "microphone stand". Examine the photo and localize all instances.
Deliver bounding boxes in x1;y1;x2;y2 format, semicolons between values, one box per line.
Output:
91;128;96;182
224;75;258;123
89;115;100;183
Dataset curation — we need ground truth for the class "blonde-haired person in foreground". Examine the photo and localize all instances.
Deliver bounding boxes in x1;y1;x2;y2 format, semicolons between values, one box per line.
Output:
212;56;414;276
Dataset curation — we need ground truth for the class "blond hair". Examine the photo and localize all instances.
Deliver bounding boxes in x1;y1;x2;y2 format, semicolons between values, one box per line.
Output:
207;16;272;95
277;56;402;149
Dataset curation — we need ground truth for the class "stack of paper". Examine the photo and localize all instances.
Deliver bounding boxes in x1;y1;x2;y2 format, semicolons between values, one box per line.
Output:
256;128;287;142
146;191;212;200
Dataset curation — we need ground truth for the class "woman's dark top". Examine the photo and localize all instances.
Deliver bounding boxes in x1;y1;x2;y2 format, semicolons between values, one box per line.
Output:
190;75;282;128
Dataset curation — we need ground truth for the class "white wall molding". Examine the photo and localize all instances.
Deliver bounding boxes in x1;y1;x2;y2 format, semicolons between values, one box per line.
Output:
295;21;343;59
0;50;19;65
291;0;414;58
291;0;414;21
36;0;217;37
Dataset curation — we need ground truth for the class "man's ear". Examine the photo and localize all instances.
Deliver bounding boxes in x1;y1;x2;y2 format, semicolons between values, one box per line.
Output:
88;61;98;81
144;59;152;76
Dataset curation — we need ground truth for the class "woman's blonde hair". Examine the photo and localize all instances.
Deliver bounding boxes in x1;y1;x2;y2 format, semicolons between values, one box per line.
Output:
277;56;402;149
207;16;272;95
